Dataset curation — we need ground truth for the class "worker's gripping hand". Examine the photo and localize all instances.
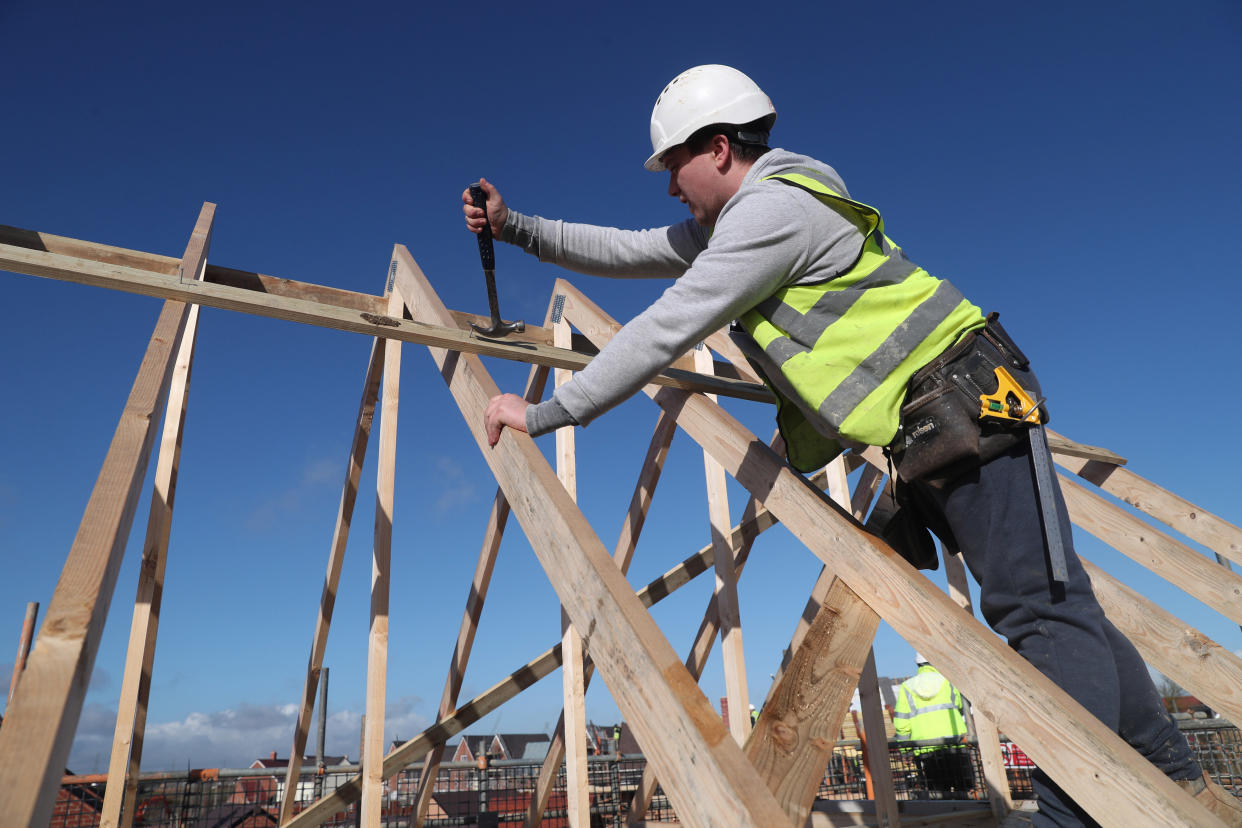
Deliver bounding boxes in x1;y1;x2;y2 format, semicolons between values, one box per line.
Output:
462;178;509;238
484;393;530;447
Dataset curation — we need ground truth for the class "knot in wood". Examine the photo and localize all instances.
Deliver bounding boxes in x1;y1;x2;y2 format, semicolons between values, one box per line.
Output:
361;312;400;327
770;719;799;754
1182;630;1214;659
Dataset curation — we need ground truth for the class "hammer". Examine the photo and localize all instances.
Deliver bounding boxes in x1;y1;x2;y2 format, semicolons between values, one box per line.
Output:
469;183;524;337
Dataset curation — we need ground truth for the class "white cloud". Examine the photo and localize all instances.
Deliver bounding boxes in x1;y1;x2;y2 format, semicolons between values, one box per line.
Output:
67;698;429;773
432;456;478;514
303;457;339;486
245;456;338;533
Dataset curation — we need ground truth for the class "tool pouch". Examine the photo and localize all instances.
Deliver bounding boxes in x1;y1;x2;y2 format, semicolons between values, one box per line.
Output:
891;313;1046;484
866;481;941;571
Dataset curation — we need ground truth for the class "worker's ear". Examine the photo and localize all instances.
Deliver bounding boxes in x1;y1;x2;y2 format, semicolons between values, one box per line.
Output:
711;134;731;170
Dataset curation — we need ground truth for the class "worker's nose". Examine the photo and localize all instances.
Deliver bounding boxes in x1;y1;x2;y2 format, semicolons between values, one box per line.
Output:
668;172;679;198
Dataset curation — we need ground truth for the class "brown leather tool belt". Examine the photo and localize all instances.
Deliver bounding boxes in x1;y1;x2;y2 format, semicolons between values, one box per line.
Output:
890;313;1045;484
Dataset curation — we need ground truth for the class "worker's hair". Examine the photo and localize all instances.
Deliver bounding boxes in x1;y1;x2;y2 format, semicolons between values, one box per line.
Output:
684;115;775;164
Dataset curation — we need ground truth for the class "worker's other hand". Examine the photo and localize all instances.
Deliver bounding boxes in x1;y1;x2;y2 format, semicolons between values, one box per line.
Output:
484;393;530;447
462;178;509;238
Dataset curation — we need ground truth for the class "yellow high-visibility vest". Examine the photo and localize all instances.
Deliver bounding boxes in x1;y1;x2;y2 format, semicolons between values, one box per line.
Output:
740;171;985;472
893;665;968;750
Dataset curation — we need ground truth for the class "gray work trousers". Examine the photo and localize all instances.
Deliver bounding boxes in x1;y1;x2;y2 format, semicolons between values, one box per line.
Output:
909;440;1201;827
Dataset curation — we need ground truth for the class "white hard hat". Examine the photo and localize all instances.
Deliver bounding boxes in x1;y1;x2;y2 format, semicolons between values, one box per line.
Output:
644;65;776;172
915;652;930;665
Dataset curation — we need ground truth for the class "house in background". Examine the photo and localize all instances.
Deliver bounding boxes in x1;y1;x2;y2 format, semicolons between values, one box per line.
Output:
246;751;352;806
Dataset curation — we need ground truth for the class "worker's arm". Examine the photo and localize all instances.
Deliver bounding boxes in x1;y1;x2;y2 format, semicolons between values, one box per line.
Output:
524;182;836;435
463;178;707;277
501;210;707;278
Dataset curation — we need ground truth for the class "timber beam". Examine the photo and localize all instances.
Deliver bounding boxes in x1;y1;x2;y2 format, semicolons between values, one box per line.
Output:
0;229;764;400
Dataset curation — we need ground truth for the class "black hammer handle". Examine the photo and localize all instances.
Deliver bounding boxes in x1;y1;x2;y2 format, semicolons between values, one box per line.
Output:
469;184;495;271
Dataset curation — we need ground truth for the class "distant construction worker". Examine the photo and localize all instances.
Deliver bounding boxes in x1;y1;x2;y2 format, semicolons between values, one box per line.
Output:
893;654;972;798
749;704;758;726
467;64;1242;827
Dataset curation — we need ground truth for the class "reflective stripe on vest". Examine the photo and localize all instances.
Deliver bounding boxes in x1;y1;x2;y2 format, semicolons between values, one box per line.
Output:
895;674;967;747
896;684;963;719
740;170;986;471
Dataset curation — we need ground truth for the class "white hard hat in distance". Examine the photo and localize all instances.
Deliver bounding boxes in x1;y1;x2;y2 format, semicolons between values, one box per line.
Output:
645;64;776;172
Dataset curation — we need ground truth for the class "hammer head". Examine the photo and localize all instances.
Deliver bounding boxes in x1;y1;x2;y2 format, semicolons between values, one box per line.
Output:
471;318;525;337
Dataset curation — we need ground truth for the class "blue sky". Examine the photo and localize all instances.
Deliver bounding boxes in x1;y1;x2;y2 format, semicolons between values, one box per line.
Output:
2;0;1240;772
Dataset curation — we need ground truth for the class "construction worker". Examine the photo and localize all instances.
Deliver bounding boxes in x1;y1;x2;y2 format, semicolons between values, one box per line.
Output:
467;64;1241;827
893;654;972;799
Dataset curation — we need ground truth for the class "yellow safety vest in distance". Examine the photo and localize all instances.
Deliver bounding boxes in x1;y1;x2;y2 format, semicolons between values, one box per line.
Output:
740;171;986;472
893;666;968;752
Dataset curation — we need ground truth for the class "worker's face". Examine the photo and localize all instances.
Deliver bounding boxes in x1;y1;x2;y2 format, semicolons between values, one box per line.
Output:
664;139;729;227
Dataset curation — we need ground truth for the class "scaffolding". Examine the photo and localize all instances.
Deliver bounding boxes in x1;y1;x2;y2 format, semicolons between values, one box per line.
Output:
2;204;1241;827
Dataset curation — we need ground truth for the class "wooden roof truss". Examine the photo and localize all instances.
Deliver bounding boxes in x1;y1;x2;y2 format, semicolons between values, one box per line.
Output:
1;204;1240;827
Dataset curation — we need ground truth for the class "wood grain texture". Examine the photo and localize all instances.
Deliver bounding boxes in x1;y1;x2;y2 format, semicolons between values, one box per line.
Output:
741;457;883;826
101;301;201;828
553;316;591;828
695;344;751;744
527;408;678;828
0;241;772;403
556;280;1220;827
100;216;212;828
288;451;820;827
1053;439;1242;568
0;204;213;827
746;578;879;825
1059;474;1242;626
1082;555;1242;725
626;436;792;825
391;248;791;828
361;287;403;828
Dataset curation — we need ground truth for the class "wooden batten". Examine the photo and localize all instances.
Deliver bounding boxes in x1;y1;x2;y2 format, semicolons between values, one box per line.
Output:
0;240;771;404
527;407;678;828
0;204;214;827
279;339;387;826
1059;474;1242;626
1052;439;1242;569
288;437;802;827
746;576;879;825
411;300;555;828
741;458;882;825
694;344;751;745
625;456;781;825
100;308;201;828
857;650;900;828
390;247;791;828
552;315;592;828
1082;555;1242;725
100;216;210;828
556;280;1220;826
6;216;1242;828
360;286;403;828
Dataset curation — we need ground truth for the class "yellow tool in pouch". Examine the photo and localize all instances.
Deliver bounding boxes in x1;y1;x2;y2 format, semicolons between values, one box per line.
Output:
979;366;1044;424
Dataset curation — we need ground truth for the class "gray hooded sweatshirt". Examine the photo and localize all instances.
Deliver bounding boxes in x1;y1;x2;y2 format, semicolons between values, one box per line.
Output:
498;149;869;436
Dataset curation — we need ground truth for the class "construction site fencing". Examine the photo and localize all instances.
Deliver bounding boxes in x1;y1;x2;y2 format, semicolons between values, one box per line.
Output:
1181;716;1242;794
50;720;1242;827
